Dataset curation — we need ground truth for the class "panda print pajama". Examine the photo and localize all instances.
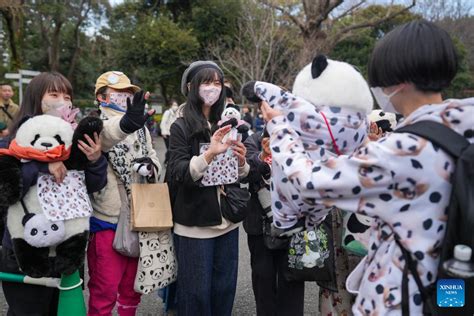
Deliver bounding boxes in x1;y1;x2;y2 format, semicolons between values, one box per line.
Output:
252;81;369;229
266;98;474;315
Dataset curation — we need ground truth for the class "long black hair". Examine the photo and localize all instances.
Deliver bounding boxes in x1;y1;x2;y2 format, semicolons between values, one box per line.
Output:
183;68;225;138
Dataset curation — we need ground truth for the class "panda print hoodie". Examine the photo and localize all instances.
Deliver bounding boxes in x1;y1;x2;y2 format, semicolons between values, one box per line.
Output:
251;81;369;229
265;97;474;315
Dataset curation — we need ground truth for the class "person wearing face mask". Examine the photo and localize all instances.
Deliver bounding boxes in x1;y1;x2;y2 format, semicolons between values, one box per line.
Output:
160;99;179;164
85;71;162;316
167;61;249;315
0;72;107;315
259;20;473;315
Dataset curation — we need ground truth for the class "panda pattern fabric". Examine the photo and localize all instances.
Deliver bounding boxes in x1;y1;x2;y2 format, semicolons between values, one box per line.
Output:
251;80;370;229
37;171;92;221
265;98;474;315
134;230;177;294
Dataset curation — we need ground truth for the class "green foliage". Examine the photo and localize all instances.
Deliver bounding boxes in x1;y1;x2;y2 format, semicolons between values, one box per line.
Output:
331;4;473;98
186;0;241;51
105;7;199;102
1;1;472;102
332;5;420;77
445;37;472;98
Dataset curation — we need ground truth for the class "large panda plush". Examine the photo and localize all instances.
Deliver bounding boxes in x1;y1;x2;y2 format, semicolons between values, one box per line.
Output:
0;115;103;277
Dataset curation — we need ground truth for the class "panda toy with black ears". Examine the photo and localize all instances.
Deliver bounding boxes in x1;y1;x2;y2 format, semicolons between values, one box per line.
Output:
0;114;106;277
242;55;374;235
216;104;251;143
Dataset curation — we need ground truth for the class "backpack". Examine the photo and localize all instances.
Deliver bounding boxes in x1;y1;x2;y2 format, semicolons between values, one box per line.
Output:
395;121;474;315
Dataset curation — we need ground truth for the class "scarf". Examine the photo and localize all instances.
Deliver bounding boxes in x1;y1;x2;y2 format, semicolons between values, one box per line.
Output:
0;139;70;162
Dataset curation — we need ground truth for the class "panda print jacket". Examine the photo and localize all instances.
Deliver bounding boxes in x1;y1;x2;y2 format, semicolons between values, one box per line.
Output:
252;81;369;229
266;98;474;315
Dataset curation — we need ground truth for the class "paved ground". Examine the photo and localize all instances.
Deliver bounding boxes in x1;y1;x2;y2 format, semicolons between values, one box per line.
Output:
0;136;320;315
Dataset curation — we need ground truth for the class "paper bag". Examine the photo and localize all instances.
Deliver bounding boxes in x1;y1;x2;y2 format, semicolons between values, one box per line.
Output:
131;182;173;232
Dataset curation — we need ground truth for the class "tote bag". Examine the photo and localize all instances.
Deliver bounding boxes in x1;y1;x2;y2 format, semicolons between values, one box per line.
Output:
130;175;173;232
113;185;140;257
134;230;177;294
283;214;336;284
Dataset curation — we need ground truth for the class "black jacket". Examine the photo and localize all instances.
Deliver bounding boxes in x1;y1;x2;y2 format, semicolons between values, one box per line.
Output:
167;118;223;227
242;131;268;235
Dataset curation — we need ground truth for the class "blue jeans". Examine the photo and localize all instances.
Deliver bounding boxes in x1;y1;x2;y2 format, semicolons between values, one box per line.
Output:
174;228;239;316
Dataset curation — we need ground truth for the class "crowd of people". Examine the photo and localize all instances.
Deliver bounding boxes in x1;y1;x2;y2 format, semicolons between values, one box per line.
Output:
0;19;472;316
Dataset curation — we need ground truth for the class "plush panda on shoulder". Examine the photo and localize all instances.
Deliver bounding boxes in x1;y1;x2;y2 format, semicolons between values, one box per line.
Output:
368;109;400;133
0;114;102;277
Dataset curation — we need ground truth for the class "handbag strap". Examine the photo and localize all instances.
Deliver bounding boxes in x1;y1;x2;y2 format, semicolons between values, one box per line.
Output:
394;235;436;315
1;106;14;121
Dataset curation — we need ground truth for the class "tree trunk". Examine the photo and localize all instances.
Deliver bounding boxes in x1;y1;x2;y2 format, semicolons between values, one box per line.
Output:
160;82;169;107
48;21;63;71
300;28;331;66
1;9;22;70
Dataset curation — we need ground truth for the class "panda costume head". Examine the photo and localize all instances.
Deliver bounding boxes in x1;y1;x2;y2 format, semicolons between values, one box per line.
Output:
293;55;373;114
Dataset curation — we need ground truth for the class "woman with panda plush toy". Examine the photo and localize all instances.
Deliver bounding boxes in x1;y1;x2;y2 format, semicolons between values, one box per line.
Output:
167;61;249;315
0;72;107;315
259;20;473;315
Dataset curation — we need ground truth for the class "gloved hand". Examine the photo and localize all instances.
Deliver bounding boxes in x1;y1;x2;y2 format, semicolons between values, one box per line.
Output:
241;81;261;103
132;157;158;178
258;160;271;180
120;91;155;134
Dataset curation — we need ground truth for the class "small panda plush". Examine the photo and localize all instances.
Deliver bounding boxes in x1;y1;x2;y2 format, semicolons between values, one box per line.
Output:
22;211;66;248
341;212;372;256
0;114;103;277
217;104;250;142
368;109;399;133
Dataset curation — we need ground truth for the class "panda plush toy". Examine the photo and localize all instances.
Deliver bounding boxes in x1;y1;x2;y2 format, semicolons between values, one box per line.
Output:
242;55;373;235
216;104;250;142
0;114;103;277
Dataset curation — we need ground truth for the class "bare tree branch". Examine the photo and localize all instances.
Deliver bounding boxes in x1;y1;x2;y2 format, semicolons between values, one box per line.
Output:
260;0;307;33
333;0;366;20
332;0;416;42
68;0;92;80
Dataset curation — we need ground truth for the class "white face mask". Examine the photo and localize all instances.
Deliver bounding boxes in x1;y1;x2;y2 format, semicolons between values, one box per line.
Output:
171;104;179;111
371;87;401;113
199;85;221;106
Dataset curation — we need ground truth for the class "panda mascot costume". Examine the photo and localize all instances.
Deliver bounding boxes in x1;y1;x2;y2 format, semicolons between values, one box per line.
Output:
0;114;106;278
242;54;373;234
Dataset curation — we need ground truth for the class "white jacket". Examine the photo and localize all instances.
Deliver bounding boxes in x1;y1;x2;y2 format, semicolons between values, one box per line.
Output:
266;98;474;315
90;106;161;223
160;108;178;136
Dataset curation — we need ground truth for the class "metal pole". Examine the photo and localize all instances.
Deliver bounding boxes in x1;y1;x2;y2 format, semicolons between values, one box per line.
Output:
19;75;22;105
